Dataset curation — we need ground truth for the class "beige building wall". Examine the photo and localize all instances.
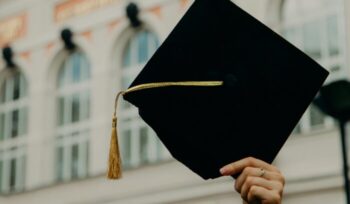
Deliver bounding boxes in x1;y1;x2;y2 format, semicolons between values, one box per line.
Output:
0;0;348;203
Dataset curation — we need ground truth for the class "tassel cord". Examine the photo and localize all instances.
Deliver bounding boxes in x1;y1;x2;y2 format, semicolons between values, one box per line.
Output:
108;81;223;180
114;91;125;118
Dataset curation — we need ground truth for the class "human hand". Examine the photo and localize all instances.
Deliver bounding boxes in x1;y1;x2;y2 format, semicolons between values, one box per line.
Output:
220;157;285;204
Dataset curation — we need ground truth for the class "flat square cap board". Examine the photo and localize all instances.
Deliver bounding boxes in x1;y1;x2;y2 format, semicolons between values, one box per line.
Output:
109;0;329;180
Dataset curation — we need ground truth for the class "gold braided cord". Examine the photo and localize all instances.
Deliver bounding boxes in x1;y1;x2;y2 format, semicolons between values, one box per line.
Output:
114;81;223;116
114;91;125;117
124;81;223;94
109;80;224;179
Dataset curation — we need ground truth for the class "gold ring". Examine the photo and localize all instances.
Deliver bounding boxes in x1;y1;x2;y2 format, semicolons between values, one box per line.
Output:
259;168;266;177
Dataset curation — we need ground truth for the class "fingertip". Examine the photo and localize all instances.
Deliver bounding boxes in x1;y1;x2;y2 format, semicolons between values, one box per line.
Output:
220;167;228;175
220;164;235;175
221;165;234;175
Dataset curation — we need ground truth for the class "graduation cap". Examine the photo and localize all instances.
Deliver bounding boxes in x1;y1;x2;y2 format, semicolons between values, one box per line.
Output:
107;0;329;180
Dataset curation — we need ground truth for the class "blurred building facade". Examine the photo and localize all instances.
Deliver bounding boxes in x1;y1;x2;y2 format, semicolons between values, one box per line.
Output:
0;0;349;203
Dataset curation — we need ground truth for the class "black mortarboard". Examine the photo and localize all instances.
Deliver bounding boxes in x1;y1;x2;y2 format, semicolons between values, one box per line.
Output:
107;0;329;180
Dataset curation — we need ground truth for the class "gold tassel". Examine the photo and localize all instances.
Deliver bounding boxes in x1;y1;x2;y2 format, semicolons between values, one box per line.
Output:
107;92;124;179
107;81;223;180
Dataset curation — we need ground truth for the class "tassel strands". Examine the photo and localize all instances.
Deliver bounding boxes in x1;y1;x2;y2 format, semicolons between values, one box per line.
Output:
107;92;125;179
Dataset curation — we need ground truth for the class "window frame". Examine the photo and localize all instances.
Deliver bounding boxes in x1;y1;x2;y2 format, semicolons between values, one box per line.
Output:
118;28;170;169
54;50;91;182
0;69;28;194
281;0;346;134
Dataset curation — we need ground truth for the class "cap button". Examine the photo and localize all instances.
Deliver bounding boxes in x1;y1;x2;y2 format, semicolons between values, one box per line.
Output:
223;74;238;89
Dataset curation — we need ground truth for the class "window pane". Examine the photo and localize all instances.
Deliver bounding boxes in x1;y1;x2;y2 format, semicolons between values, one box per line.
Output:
23;107;28;135
83;140;89;177
58;60;70;88
71;95;80;123
11;110;19;138
0;113;4;141
0;81;6;104
303;21;322;59
138;32;149;63
150;34;160;54
5;77;13;103
123;42;132;67
19;74;26;98
121;76;133;90
18;109;23;136
19;155;25;192
58;52;90;88
86;93;90;120
0;160;2;192
57;97;64;126
121;77;132;109
71;144;79;179
283;28;298;47
122;130;131;167
155;137;163;160
123;31;159;68
140;127;149;164
18;107;27;136
12;74;20;101
80;55;90;81
72;54;81;83
56;146;64;181
327;15;340;56
80;91;90;121
9;158;16;192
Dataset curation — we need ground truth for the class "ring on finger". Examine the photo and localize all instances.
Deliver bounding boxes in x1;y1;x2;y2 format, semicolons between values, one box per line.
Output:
259;168;266;177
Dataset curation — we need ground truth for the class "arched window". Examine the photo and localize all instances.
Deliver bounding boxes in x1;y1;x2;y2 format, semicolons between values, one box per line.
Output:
282;0;345;133
119;29;169;168
55;51;90;181
0;70;27;193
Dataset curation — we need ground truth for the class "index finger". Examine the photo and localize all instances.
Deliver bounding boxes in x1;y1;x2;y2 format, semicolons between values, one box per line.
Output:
220;157;277;176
